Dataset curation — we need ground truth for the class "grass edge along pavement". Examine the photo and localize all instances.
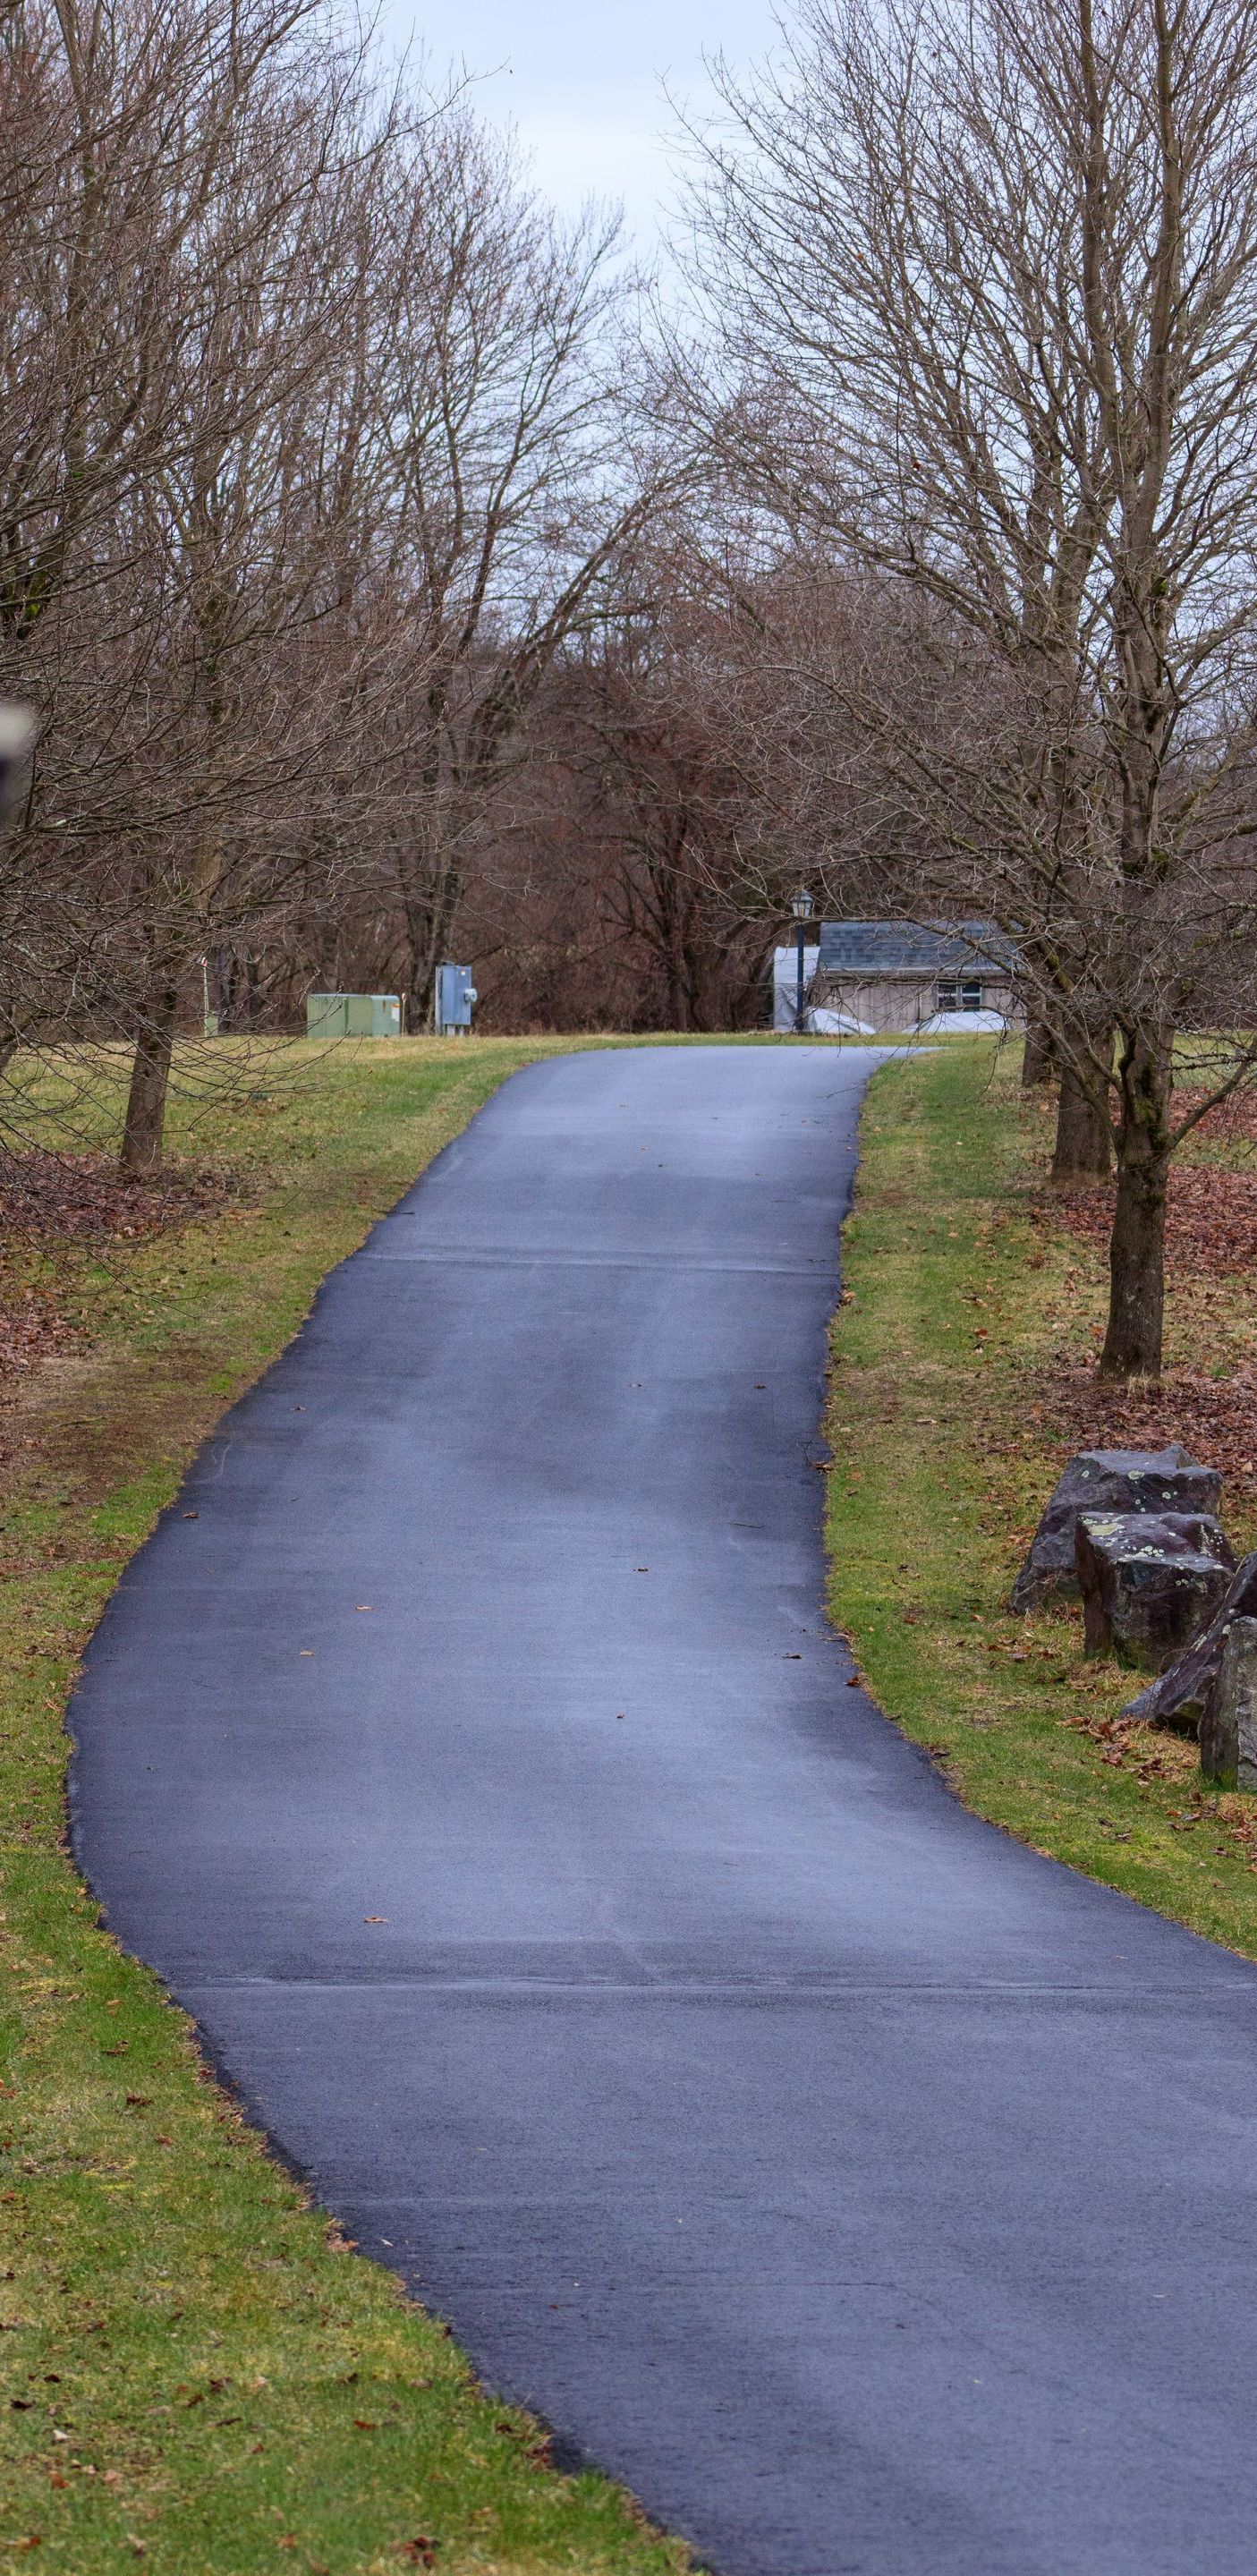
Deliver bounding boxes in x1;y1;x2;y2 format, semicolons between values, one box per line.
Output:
827;1040;1257;1962
0;1036;693;2576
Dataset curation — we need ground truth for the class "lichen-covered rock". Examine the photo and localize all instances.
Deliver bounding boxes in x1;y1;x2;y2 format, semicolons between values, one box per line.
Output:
1074;1511;1235;1669
1011;1447;1222;1612
1123;1552;1257;1732
1200;1617;1257;1790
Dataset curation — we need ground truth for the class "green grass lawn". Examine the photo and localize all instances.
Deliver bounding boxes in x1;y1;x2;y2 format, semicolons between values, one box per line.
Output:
0;1036;693;2576
828;1041;1257;1955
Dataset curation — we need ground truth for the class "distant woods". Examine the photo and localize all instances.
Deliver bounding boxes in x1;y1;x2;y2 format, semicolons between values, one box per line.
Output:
0;0;794;1170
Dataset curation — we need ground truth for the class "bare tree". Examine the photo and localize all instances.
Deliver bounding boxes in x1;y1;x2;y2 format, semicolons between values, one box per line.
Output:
554;556;793;1028
679;0;1257;1377
108;11;403;1171
359;110;658;1024
0;0;431;1169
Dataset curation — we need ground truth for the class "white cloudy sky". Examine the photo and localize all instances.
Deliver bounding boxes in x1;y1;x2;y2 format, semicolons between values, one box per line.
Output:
383;0;781;245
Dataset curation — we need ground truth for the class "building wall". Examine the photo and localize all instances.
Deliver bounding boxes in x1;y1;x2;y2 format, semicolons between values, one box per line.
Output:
813;973;1019;1031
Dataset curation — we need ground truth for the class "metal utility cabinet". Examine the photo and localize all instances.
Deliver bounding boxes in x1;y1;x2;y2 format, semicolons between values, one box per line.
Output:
434;964;477;1033
306;992;402;1039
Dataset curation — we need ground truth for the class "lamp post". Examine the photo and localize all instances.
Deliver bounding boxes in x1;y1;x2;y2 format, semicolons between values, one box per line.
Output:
791;887;816;1031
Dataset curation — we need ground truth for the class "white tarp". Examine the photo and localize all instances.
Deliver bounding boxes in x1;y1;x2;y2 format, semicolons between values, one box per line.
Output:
918;1008;1009;1034
804;1005;875;1036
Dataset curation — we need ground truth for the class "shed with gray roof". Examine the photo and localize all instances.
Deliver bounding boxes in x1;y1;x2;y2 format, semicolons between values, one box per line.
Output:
809;920;1018;1032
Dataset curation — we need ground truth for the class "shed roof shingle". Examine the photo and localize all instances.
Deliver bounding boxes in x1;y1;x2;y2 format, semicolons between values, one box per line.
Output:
816;920;1015;975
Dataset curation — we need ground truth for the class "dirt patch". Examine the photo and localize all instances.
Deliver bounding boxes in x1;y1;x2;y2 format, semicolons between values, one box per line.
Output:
1030;1122;1257;1509
1176;1085;1257;1148
0;1281;81;1378
0;1150;235;1392
0;1148;229;1243
1037;1354;1257;1511
1040;1165;1257;1277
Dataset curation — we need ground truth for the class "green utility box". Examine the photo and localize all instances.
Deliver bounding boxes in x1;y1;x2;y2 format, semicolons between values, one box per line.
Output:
306;991;402;1039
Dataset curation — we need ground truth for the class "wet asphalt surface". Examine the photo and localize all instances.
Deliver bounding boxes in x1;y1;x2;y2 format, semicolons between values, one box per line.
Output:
71;1045;1257;2575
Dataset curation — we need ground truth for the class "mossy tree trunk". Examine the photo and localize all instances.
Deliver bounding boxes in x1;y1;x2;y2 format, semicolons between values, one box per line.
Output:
1098;1033;1173;1380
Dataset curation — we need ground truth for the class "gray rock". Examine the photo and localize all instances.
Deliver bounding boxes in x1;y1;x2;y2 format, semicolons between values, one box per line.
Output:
1074;1511;1235;1670
1200;1617;1257;1790
1011;1446;1223;1611
1123;1552;1257;1732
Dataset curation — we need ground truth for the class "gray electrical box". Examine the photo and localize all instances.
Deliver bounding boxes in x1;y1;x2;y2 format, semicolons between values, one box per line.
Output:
307;991;402;1039
434;964;477;1033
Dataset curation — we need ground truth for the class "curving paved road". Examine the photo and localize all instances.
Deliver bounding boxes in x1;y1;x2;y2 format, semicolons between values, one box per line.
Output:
72;1046;1257;2576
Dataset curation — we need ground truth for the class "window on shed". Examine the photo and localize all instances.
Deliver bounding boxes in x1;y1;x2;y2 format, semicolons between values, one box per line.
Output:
937;978;984;1012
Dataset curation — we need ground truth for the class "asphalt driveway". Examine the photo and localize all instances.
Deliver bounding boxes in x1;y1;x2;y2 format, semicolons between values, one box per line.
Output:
71;1045;1257;2576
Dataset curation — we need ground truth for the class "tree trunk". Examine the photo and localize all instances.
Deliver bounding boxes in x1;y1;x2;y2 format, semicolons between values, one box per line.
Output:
399;846;462;1032
1100;1132;1168;1379
404;933;440;1032
1098;1036;1173;1381
1021;1014;1055;1087
121;981;179;1177
1051;1066;1110;1182
1050;1020;1108;1190
214;949;262;1032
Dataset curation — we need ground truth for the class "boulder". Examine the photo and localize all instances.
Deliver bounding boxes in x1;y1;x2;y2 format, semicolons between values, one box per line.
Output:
1074;1511;1235;1669
1123;1552;1257;1733
1200;1617;1257;1790
1011;1446;1223;1611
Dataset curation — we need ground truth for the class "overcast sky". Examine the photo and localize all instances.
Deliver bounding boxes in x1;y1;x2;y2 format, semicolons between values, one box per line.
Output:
386;0;780;246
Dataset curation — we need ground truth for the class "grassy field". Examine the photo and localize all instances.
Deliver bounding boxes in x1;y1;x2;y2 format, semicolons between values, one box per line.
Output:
828;1041;1257;1956
0;1036;695;2576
